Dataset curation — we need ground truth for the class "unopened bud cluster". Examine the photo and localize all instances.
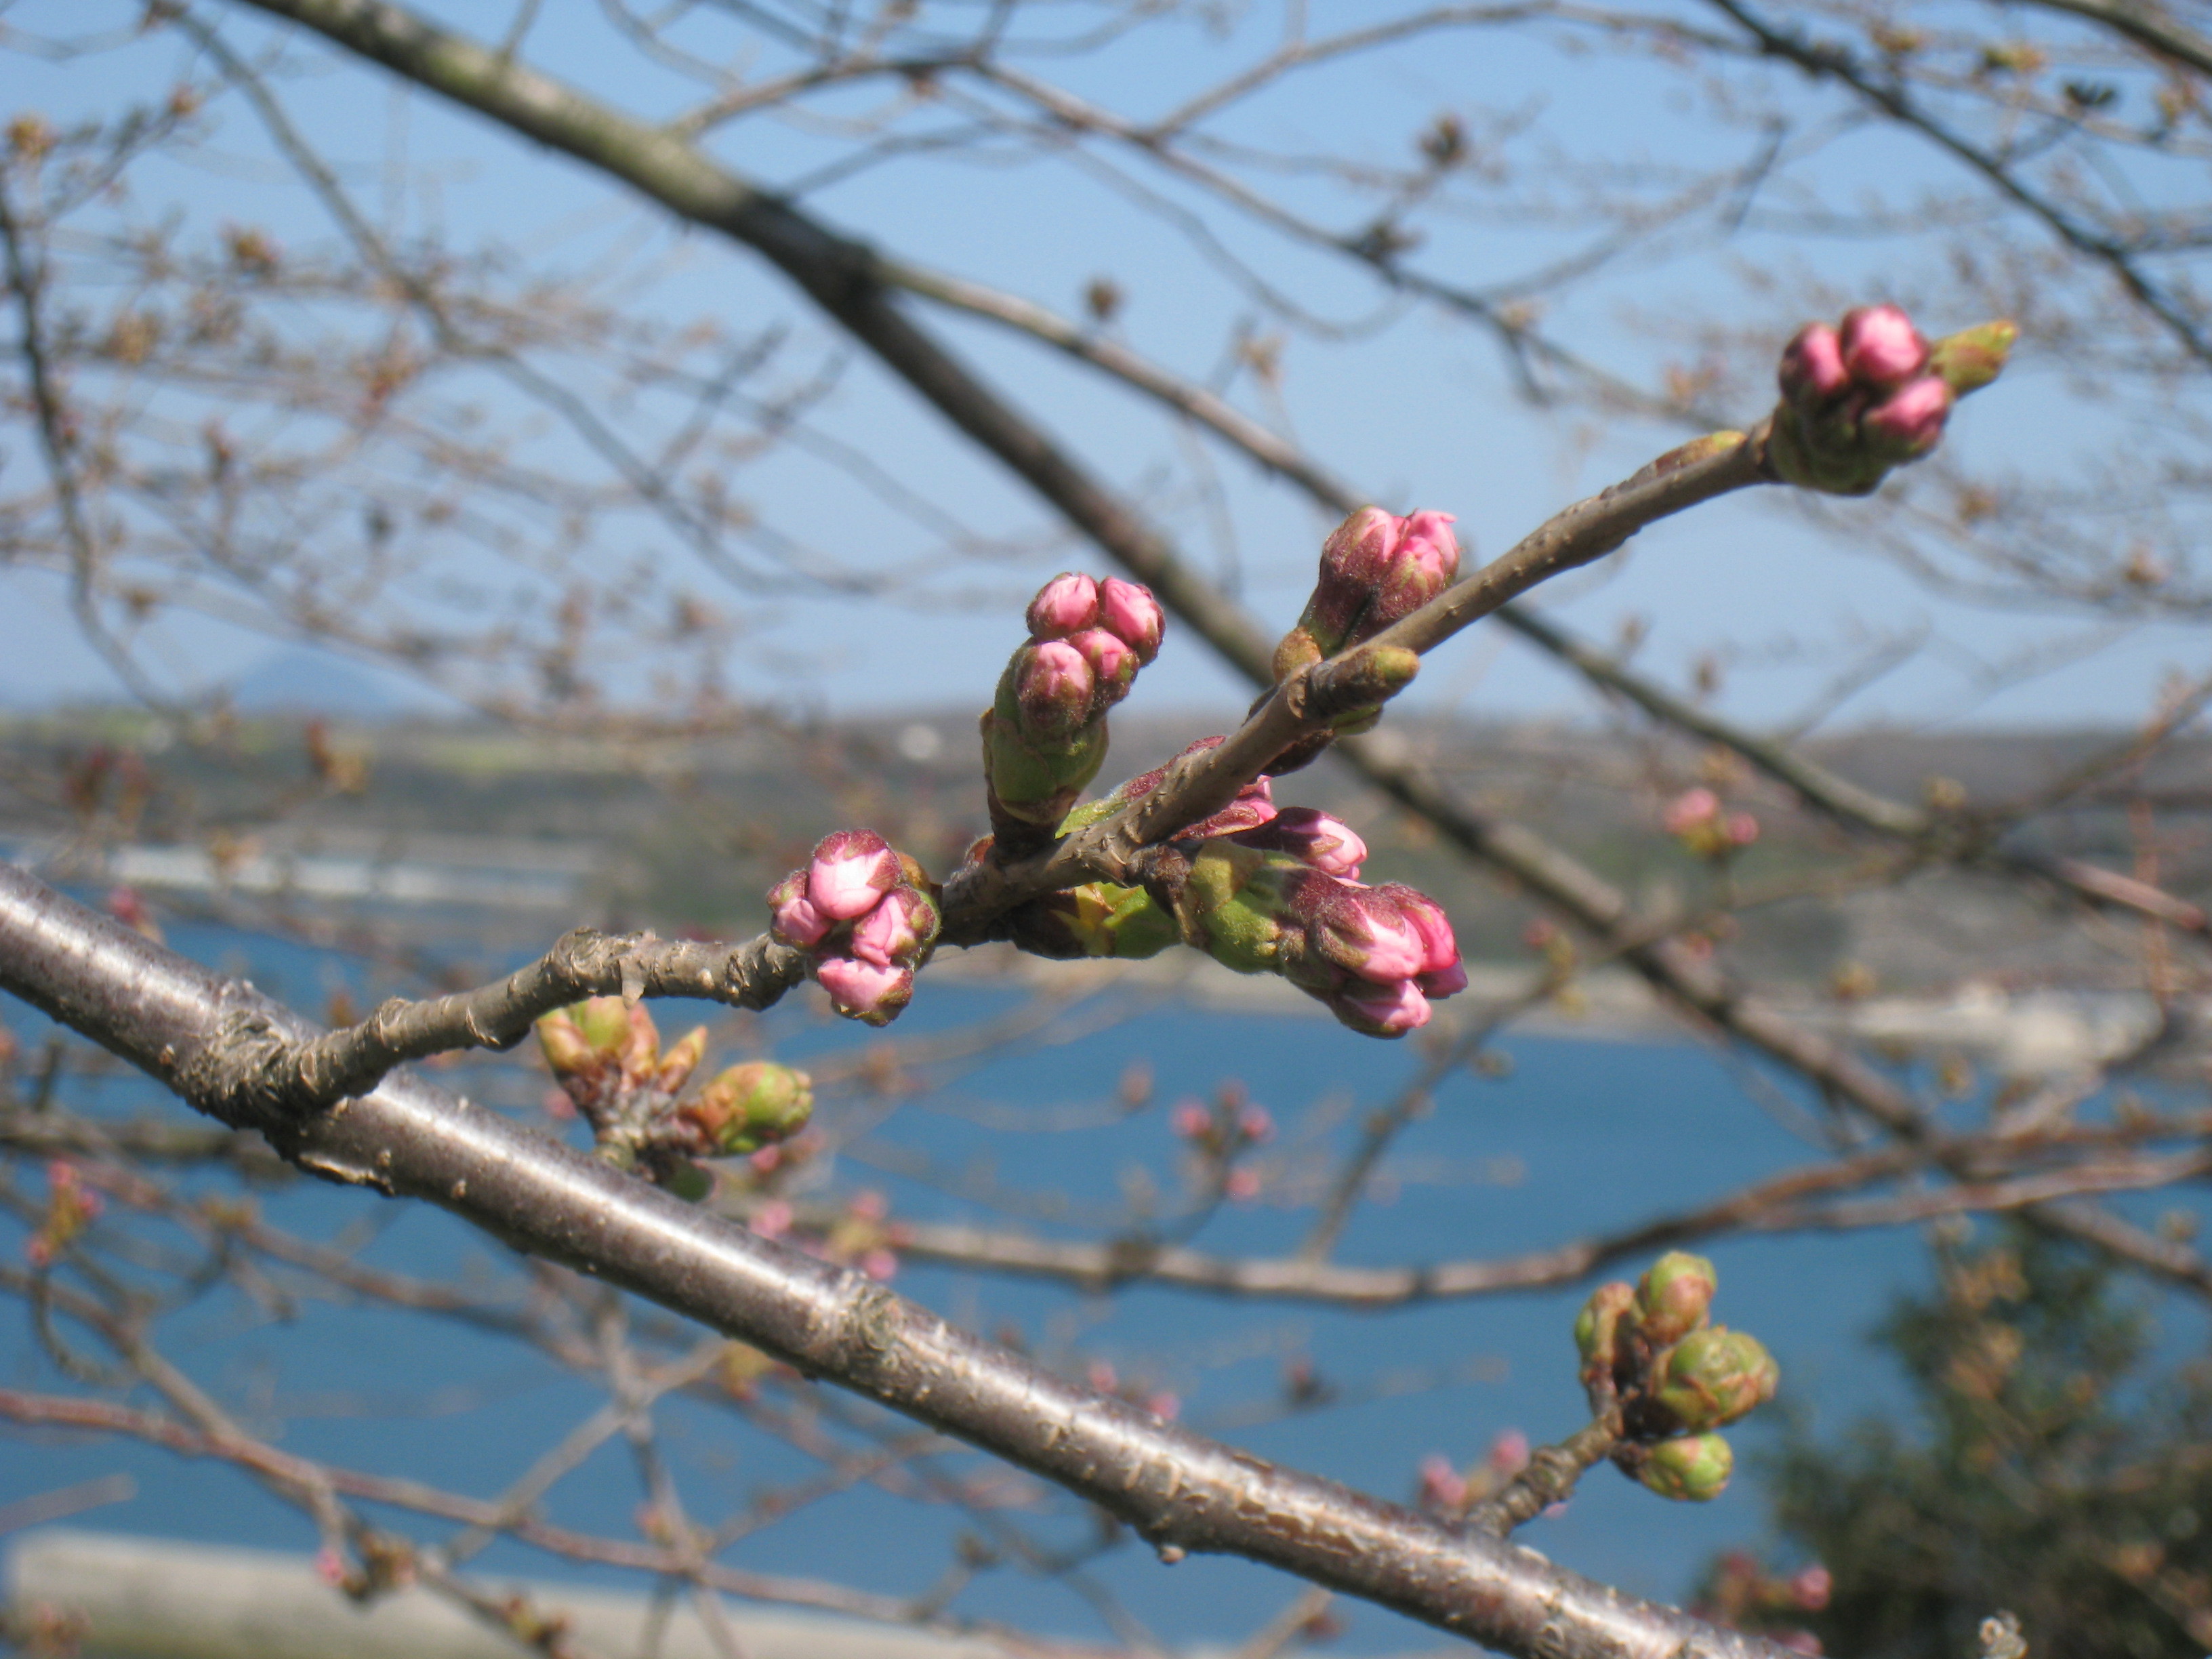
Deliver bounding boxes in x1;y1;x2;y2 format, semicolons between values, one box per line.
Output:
537;996;813;1188
1275;508;1459;682
1574;1251;1778;1502
1269;507;1455;745
1769;304;2015;495
770;829;941;1025
983;572;1165;851
1662;787;1759;858
1003;734;1465;1037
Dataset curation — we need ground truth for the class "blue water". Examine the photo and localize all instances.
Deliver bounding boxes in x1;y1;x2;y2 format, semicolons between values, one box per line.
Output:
3;918;2204;1653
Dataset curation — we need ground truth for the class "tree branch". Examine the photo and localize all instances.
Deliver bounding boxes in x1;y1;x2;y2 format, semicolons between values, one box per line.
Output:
0;861;1795;1659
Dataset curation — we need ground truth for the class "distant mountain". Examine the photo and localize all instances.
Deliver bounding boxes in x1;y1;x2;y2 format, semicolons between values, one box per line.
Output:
226;649;453;718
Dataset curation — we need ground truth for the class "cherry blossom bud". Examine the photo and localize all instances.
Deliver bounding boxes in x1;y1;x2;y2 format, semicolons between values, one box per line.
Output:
1488;1430;1531;1477
1634;1251;1717;1347
1839;304;1927;389
1171;1100;1211;1139
1653;1327;1780;1432
851;886;939;968
1725;811;1761;847
815;956;915;1025
1328;976;1431;1037
1637;1433;1734;1502
1378;511;1459;618
1313;886;1427;984
808;829;902;922
1234;807;1366;878
1026;571;1099;638
1376;883;1467;998
1790;1564;1833;1611
1012;638;1096;739
767;869;832;948
1282;506;1462;670
1778;322;1849;405
1237;1105;1275;1143
680;1061;815;1156
1225;1166;1262;1201
1861;373;1954;459
1097;577;1164;663
1418;1454;1469;1511
1066;628;1136;699
1663;787;1720;835
860;1246;899;1282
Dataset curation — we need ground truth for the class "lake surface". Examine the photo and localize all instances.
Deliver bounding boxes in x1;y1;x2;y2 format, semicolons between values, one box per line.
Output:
3;914;2202;1654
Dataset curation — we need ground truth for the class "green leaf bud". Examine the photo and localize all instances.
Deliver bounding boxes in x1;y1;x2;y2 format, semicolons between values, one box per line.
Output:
1652;1327;1778;1432
573;996;636;1058
1634;1251;1717;1348
1637;1433;1733;1502
680;1062;815;1157
1927;319;2017;398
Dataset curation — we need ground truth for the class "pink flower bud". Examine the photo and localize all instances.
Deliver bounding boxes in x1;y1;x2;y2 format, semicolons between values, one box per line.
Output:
1376;884;1463;998
1330;977;1432;1036
1237;1105;1274;1143
1098;577;1164;663
1839;303;1927;388
1382;511;1460;610
859;1246;899;1282
1790;1564;1832;1611
1488;1430;1531;1477
1315;887;1428;984
1778;322;1849;404
1417;1454;1468;1511
807;829;902;922
815;956;914;1024
1320;507;1397;587
1026;572;1099;638
1725;811;1761;847
1015;638;1095;736
1861;373;1953;457
851;886;936;968
1662;787;1720;835
1145;1391;1181;1420
849;1188;889;1222
1187;779;1277;838
1225;1166;1261;1202
1066;627;1135;695
1234;808;1365;878
1171;1100;1211;1139
768;869;831;947
752;1199;794;1240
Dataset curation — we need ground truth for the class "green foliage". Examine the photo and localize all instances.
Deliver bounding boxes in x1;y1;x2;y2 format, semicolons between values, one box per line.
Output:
1698;1224;2212;1657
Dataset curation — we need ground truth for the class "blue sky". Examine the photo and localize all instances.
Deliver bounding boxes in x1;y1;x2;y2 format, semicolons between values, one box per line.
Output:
0;0;2202;732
